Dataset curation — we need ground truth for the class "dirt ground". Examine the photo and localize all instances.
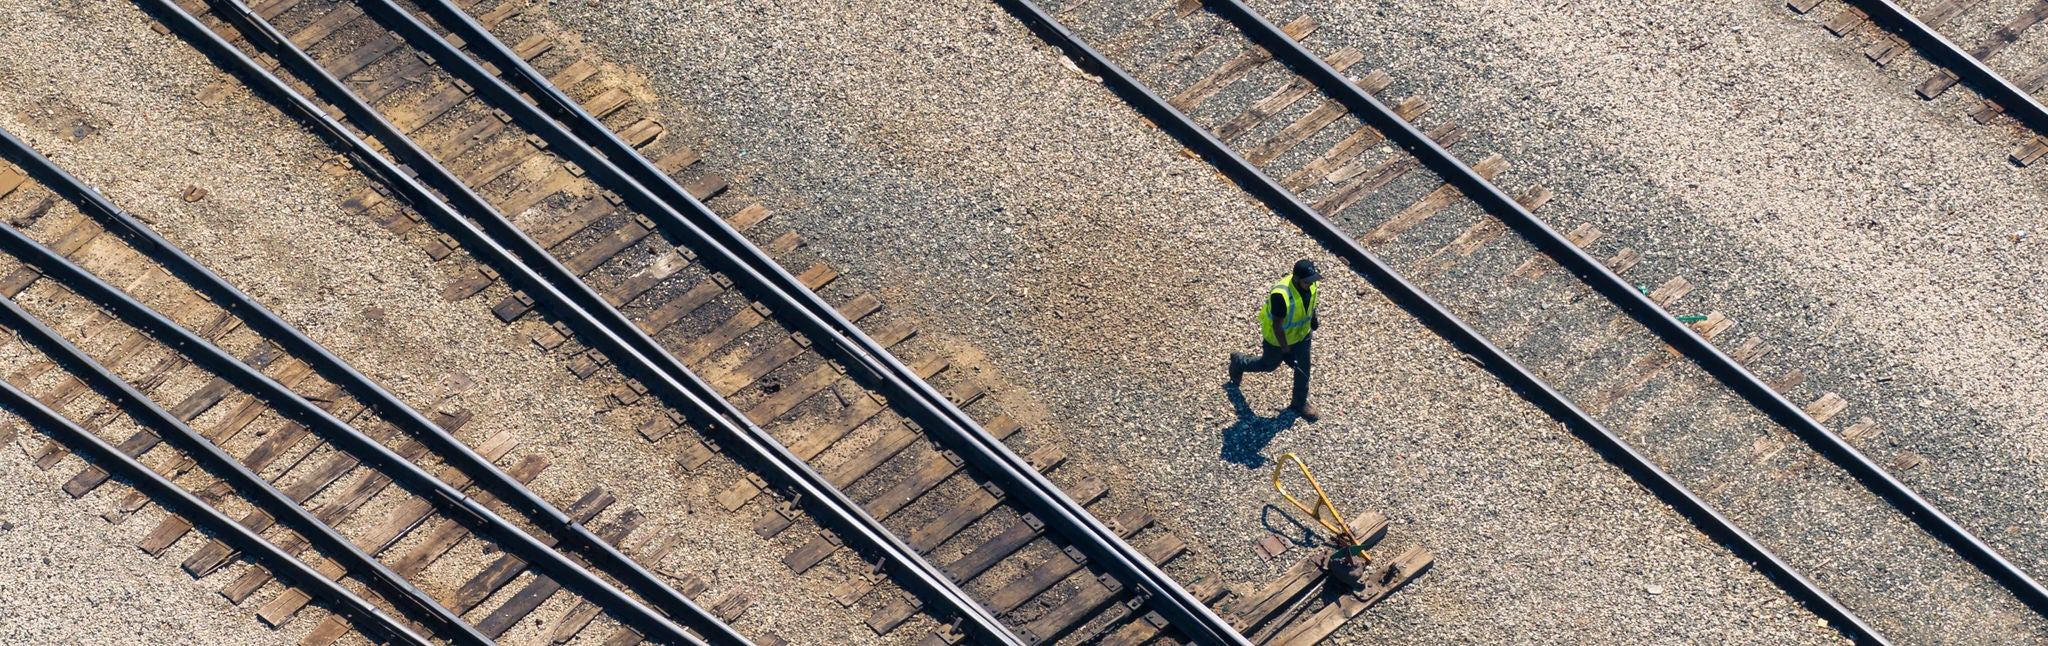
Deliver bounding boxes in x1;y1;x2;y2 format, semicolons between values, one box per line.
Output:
5;0;2042;641
492;0;1861;641
1236;0;2048;640
0;402;304;646
0;0;908;643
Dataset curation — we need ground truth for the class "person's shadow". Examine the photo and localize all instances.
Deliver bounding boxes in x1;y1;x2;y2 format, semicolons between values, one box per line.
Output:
1220;384;1299;468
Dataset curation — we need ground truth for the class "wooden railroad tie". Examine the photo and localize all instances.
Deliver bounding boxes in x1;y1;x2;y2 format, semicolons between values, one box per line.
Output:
159;2;1437;643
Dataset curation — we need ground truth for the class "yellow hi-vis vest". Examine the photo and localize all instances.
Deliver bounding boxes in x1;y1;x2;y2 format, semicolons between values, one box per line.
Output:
1258;275;1319;346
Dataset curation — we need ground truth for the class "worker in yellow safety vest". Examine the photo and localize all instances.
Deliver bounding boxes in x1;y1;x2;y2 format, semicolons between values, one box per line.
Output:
1228;259;1322;421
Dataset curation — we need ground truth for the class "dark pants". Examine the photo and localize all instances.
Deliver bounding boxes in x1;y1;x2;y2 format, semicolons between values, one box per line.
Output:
1232;336;1311;408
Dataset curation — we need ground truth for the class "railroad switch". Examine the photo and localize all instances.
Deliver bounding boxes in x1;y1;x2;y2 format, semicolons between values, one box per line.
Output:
1271;452;1375;590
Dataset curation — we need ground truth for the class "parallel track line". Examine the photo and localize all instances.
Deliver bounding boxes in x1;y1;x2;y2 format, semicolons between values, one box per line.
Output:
406;2;1244;642
0;79;717;646
1202;0;2048;620
199;0;997;639
988;0;1892;642
0;322;432;646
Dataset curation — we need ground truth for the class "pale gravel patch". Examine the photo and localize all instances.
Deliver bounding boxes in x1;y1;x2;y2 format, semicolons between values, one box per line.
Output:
504;0;1837;641
1229;0;2048;641
0;4;290;645
0;1;899;643
0;287;303;645
0;433;309;646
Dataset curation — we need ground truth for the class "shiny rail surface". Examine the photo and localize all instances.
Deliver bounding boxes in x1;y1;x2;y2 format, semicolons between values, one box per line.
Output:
989;0;1914;641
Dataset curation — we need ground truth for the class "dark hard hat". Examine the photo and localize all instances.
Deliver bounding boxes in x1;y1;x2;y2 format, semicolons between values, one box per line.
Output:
1293;259;1321;284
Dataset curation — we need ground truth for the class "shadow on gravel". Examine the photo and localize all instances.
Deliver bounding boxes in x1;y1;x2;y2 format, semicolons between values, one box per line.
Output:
1221;384;1299;468
1260;504;1319;547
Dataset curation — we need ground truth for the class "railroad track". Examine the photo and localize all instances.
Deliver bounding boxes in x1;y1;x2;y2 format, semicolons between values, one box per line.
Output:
993;0;2048;642
1788;0;2048;166
91;0;1448;643
0;133;731;644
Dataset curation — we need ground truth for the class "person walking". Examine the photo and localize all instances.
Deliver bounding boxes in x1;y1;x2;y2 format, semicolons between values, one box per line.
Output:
1229;259;1322;421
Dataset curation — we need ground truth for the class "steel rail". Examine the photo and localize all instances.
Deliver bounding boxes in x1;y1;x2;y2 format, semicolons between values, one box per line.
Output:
0;123;705;646
0;287;482;643
1845;0;2048;138
223;0;1009;639
1200;0;2048;620
0;325;435;646
989;0;1894;643
338;0;1036;641
0;95;722;646
151;0;965;642
398;3;1245;643
70;6;723;645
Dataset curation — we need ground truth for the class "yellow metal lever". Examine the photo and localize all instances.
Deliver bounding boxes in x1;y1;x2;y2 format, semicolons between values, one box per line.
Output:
1272;452;1369;563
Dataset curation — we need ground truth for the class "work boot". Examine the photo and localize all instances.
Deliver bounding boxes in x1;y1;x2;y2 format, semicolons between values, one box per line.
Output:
1292;402;1321;422
1227;355;1244;386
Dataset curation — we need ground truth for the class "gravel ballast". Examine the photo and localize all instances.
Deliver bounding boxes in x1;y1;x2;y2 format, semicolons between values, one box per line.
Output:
0;1;907;643
0;403;301;646
495;0;1851;641
0;4;299;644
7;0;2031;641
1198;0;2048;641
